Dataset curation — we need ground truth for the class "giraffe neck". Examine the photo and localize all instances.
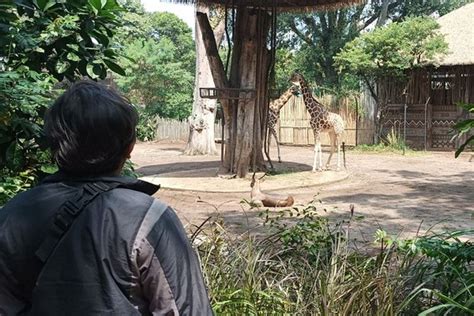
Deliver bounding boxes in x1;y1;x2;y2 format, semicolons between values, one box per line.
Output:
298;78;324;117
270;88;293;112
276;88;294;111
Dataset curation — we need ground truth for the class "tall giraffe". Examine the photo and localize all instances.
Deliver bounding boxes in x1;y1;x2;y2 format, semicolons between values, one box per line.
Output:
289;72;345;171
267;86;298;163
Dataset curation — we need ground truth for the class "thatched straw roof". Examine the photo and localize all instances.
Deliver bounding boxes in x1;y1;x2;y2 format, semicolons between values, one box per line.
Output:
168;0;364;11
437;3;474;66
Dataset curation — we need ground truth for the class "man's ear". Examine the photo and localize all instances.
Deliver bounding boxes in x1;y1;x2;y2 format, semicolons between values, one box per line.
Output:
126;139;136;159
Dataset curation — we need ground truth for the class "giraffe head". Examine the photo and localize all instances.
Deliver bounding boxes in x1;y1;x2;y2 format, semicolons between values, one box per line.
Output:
290;84;301;96
289;71;306;86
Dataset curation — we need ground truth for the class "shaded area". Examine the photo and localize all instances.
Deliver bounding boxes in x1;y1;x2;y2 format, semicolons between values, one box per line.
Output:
137;160;313;178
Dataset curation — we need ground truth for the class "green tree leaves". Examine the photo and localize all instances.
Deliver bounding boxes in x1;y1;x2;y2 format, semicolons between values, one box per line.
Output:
2;0;125;81
115;11;195;120
0;0;126;203
335;17;448;84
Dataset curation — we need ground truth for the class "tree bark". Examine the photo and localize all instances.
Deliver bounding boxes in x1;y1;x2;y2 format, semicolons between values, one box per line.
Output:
376;0;391;27
197;8;271;178
229;7;270;177
184;5;225;156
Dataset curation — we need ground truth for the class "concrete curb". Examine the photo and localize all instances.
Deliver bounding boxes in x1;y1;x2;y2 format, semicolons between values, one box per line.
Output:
141;169;351;193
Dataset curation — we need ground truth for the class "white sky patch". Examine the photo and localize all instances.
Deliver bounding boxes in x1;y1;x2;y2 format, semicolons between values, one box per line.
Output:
141;0;195;34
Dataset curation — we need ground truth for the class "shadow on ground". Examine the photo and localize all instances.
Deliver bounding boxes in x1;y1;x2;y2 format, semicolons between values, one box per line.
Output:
137;161;313;177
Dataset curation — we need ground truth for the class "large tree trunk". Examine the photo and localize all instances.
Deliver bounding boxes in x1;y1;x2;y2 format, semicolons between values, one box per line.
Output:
184;5;225;156
229;7;270;177
197;8;271;178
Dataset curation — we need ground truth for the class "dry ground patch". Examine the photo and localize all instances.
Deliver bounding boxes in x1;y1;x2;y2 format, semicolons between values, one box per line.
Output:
132;141;474;246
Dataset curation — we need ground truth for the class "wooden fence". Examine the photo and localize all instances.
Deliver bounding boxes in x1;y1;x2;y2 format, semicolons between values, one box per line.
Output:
154;94;375;146
278;94;374;146
155;117;222;141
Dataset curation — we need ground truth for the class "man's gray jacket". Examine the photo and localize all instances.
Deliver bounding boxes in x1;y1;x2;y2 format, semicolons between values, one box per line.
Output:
0;173;212;315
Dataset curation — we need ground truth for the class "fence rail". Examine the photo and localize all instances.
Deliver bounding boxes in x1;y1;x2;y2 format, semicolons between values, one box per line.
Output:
278;95;374;146
155;117;222;141
153;94;374;146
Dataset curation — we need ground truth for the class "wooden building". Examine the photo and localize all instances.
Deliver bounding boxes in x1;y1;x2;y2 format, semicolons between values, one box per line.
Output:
380;3;474;150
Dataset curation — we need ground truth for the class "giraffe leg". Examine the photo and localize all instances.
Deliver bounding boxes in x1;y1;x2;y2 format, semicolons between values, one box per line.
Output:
318;142;323;171
312;143;318;172
267;130;272;156
336;135;341;171
325;132;335;170
273;130;282;163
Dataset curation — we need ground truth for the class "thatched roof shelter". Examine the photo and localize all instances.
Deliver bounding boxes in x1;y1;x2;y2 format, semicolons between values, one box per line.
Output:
378;3;474;151
172;0;363;11
437;2;474;66
181;0;363;177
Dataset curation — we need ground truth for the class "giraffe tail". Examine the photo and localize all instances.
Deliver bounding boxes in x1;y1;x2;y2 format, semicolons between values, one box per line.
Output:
342;141;346;169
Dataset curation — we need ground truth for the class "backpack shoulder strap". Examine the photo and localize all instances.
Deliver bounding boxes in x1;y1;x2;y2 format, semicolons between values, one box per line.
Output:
35;181;120;263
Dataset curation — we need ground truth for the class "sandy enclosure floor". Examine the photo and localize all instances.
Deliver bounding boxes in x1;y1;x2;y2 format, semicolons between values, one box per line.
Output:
132;141;474;246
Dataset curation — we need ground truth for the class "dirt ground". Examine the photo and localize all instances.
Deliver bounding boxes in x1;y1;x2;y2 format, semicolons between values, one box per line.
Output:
131;141;474;246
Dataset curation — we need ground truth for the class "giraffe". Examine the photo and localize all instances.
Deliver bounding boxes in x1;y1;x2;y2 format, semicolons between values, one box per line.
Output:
289;72;345;172
267;86;298;163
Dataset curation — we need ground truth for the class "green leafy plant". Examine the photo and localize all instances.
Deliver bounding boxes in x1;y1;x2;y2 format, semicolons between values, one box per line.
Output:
192;198;474;315
1;0;129;206
136;108;158;142
2;0;125;81
452;103;474;158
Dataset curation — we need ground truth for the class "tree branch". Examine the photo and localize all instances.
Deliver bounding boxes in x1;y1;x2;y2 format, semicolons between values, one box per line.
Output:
196;12;228;88
289;20;314;46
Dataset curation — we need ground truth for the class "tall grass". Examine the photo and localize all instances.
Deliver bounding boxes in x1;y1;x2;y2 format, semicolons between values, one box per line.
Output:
192;200;474;315
353;128;422;155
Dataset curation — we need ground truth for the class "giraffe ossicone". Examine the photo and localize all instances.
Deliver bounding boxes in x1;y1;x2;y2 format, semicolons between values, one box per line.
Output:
289;71;345;172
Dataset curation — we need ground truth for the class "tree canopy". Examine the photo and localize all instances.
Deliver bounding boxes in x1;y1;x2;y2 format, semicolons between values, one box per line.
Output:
115;11;195;120
275;0;469;92
334;16;448;101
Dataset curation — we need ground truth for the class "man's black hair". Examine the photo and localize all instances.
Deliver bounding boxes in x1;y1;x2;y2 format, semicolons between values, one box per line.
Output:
44;81;138;176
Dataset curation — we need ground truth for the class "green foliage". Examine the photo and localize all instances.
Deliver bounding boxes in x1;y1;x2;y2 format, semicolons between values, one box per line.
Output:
1;0;125;81
394;0;471;19
278;7;362;91
385;128;408;151
136;108;158;142
120;160;139;178
259;200;335;263
335;17;448;84
194;200;474;315
1;0;127;205
0;170;36;206
384;230;474;314
0;69;57;172
453;103;474;158
274;1;467;92
115;11;195;120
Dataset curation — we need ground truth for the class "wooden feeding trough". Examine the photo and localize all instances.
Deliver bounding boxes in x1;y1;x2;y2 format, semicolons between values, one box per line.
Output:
179;0;364;177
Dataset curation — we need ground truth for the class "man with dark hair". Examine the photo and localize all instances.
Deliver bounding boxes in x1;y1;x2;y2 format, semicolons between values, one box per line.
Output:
0;81;213;315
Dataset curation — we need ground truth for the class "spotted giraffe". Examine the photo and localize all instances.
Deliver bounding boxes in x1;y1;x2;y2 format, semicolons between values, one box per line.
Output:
289;72;345;171
267;86;298;163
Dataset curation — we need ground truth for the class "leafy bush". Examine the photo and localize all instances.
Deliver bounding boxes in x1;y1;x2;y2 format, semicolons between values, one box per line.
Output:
192;200;474;315
452;103;474;157
1;0;128;206
136;108;158;142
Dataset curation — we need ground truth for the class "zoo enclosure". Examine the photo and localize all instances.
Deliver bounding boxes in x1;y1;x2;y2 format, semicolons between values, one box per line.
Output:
153;93;375;147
